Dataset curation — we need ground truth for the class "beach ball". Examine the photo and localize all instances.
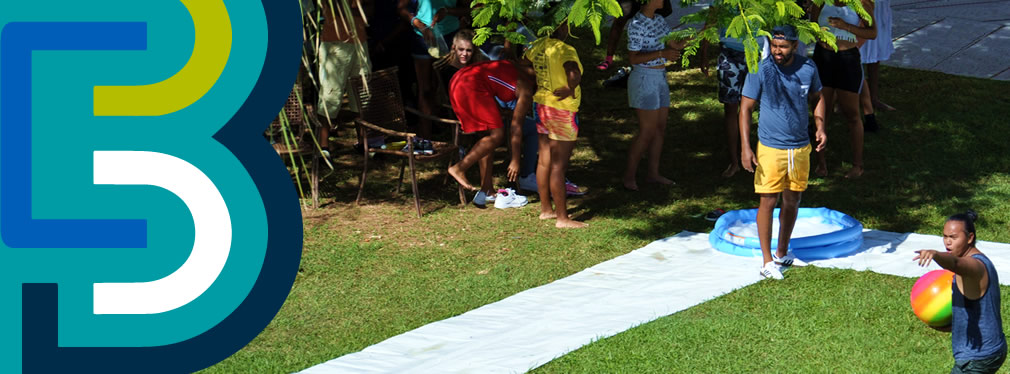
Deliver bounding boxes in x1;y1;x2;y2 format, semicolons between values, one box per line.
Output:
910;269;954;327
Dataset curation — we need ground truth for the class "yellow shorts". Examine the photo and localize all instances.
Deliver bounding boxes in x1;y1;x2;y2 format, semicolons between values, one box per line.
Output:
754;142;811;194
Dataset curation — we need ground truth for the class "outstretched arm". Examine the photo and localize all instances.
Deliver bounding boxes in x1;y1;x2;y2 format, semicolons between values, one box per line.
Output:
913;250;986;281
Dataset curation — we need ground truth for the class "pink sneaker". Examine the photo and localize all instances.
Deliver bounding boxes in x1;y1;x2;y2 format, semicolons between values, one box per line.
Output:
565;181;587;196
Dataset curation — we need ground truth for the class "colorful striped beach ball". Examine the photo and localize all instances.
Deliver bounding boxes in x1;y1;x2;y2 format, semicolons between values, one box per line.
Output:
910;269;954;327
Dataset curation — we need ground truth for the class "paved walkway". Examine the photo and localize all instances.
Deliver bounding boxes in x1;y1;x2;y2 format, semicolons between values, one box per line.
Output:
889;0;1010;80
662;0;1010;80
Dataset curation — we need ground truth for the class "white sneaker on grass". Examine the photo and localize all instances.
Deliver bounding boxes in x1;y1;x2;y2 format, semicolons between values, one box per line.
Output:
773;252;806;267
760;261;784;280
494;188;528;209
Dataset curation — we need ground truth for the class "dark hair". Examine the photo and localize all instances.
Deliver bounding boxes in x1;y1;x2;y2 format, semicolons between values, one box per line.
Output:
947;210;979;246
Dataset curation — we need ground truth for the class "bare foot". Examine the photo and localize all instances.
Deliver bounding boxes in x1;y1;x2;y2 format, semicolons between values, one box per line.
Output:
540;212;573;220
873;100;896;112
844;166;864;179
448;165;477;191
814;164;828;177
623;179;639;191
556;219;588;229
645;175;675;185
722;164;739;178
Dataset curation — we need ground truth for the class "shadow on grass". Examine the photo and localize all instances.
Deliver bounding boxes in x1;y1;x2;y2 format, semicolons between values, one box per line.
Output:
286;29;1010;243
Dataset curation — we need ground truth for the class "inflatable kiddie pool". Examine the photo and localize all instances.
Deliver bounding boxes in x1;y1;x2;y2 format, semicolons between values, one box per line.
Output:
709;207;863;261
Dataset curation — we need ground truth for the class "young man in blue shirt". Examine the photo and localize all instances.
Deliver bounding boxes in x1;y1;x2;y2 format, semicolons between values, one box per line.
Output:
739;25;826;279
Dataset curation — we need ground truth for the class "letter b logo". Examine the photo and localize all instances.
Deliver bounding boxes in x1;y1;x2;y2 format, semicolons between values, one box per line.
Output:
1;0;304;372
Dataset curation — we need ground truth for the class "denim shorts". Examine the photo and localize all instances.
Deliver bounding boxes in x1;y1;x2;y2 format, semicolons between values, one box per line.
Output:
627;67;669;110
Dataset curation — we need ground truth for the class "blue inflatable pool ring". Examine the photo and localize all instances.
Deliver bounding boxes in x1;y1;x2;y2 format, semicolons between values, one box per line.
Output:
709;207;863;260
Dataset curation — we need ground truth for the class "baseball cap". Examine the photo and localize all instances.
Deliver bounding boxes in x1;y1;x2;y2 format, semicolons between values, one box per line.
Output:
772;25;798;41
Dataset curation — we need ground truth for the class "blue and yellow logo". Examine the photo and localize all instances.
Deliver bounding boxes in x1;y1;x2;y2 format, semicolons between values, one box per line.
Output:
1;0;303;371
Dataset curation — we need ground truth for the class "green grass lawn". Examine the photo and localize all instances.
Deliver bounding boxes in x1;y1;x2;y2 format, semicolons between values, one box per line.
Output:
202;29;1010;373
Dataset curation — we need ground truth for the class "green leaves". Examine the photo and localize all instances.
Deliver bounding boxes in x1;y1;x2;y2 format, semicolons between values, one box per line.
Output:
471;0;498;28
466;0;621;46
569;0;589;25
474;27;493;45
602;0;623;19
465;0;866;66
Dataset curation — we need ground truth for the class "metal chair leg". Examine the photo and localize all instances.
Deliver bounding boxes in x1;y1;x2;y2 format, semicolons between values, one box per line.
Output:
356;135;369;205
409;153;421;218
397;158;407;194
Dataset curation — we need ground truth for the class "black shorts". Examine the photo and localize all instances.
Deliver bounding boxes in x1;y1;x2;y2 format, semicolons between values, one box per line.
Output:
813;45;863;93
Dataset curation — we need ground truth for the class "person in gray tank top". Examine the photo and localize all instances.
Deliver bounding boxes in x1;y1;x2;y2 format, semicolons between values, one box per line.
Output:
914;210;1007;374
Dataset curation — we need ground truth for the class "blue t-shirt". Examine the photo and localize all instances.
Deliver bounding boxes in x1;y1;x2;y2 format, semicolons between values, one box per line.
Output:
414;0;460;38
741;56;822;149
952;254;1007;361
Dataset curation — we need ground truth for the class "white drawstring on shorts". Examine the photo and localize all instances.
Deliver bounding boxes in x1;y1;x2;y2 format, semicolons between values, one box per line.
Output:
787;148;795;176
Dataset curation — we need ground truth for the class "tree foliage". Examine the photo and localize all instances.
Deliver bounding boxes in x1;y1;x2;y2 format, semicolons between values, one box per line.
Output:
471;0;625;45
469;0;872;73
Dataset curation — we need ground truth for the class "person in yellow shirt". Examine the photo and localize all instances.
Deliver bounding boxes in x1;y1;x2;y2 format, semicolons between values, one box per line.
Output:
519;24;586;228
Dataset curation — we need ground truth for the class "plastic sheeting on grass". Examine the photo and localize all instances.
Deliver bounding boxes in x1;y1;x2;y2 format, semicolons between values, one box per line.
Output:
300;230;1010;374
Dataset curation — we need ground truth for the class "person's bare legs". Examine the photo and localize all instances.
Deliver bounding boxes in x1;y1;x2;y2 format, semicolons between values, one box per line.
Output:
723;102;741;177
551;139;586;228
536;134;555;219
448;128;505;191
859;80;873;116
757;193;779;265
607;16;630;57
413;58;435;139
645;106;673;185
477;152;494;195
598;13;632;69
776;190;802;258
865;62;894;111
836;89;864;178
814;88;835;177
623;108;660;190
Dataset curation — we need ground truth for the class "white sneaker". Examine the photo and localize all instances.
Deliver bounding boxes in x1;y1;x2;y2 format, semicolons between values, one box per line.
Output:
518;174;537;192
773;252;806;267
760;261;784;280
494;188;528;209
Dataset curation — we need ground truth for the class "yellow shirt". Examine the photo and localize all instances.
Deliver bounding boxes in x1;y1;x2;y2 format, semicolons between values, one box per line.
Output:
524;38;582;112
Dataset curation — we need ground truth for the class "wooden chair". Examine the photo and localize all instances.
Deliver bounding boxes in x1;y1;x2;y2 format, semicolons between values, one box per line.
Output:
348;66;465;217
268;81;326;208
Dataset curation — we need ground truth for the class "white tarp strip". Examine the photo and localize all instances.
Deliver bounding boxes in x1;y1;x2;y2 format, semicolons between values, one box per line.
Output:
810;230;1010;281
301;229;1010;374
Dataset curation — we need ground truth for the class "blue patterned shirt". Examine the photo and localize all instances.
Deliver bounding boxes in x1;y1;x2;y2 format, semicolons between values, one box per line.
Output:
627;12;672;68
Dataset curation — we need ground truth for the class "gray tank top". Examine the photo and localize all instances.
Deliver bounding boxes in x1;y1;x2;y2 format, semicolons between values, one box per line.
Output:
952;254;1007;361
